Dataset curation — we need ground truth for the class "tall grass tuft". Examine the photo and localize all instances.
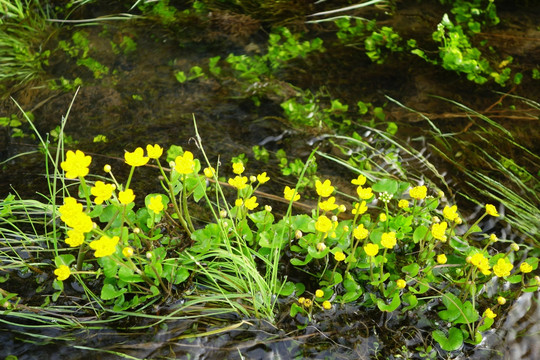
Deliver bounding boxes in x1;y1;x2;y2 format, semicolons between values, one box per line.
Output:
0;0;53;96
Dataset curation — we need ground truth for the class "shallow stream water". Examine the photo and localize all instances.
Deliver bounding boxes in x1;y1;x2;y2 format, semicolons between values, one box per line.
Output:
1;2;540;359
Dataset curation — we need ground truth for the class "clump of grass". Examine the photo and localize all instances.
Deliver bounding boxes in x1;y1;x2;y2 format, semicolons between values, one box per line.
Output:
0;0;53;96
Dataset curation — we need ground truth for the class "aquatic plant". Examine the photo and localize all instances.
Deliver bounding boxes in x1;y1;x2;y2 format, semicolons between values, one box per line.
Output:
0;0;52;95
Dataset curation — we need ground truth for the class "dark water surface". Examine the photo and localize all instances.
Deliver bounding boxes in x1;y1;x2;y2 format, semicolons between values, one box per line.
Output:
1;3;540;359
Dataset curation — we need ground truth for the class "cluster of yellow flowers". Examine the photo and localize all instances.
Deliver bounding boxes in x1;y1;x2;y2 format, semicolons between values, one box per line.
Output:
59;197;93;247
54;145;170;281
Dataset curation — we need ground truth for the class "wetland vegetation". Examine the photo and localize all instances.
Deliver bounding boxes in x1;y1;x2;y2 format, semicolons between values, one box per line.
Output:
1;0;539;359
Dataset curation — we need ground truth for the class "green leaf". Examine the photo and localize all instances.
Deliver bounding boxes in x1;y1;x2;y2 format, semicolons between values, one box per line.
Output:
477;316;494;332
402;293;418;311
292;214;315;232
438;293;463;322
372;179;398;194
506;274;522;284
342;273;362;303
402;263;420;277
278;281;296;296
99;256;119;278
413;225;428;243
175;71;187;83
432;327;463;352
101;284;126;300
376;292;401;312
295;282;305;296
291;255;313;266
118;267;142;283
54;254;76;267
290;303;305;318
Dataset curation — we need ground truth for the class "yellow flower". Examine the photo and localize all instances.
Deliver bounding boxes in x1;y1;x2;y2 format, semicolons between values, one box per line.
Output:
257;172;270;184
304;299;313;307
59;197;84;223
398;199;409;209
520;262;533;274
124;147;149;167
89;235;119;258
315;215;333;233
379;213;387;222
431;221;448;241
364;243;379;257
396;279;407;289
353;224;369;240
470;253;491;275
61;150;92;179
357;187;373;200
91;181;115;204
244;196;258;210
284;186;300;202
69;212;94;233
485;204;499;217
315;179;334;197
119;189;135;205
322;300;332;310
65;229;85;247
204;166;215;178
381;232;397;249
298;297;305;305
54;265;71;281
319;197;338;212
352;201;368;215
315;289;324;298
232;162;245;175
146;144;163;159
122;247;134;258
489;234;498;242
443;205;458;221
497;296;507;305
484;308;497;319
334;251;346;262
351;175;367;186
493;258;513;278
148;195;164;214
235;198;243;207
437;254;447;264
228;176;248;190
174;151;195;174
409;185;427;200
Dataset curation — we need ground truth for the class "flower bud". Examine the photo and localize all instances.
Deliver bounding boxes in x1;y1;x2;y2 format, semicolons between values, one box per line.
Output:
133;227;140;234
264;205;272;212
338;204;347;213
122;247;134;258
432;216;440;223
220;209;228;218
103;164;112;173
146;252;153;259
331;215;338;222
316;242;326;252
510;243;519;251
250;175;257;183
295;230;303;239
497;296;506;305
489;234;498;242
322;300;332;310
